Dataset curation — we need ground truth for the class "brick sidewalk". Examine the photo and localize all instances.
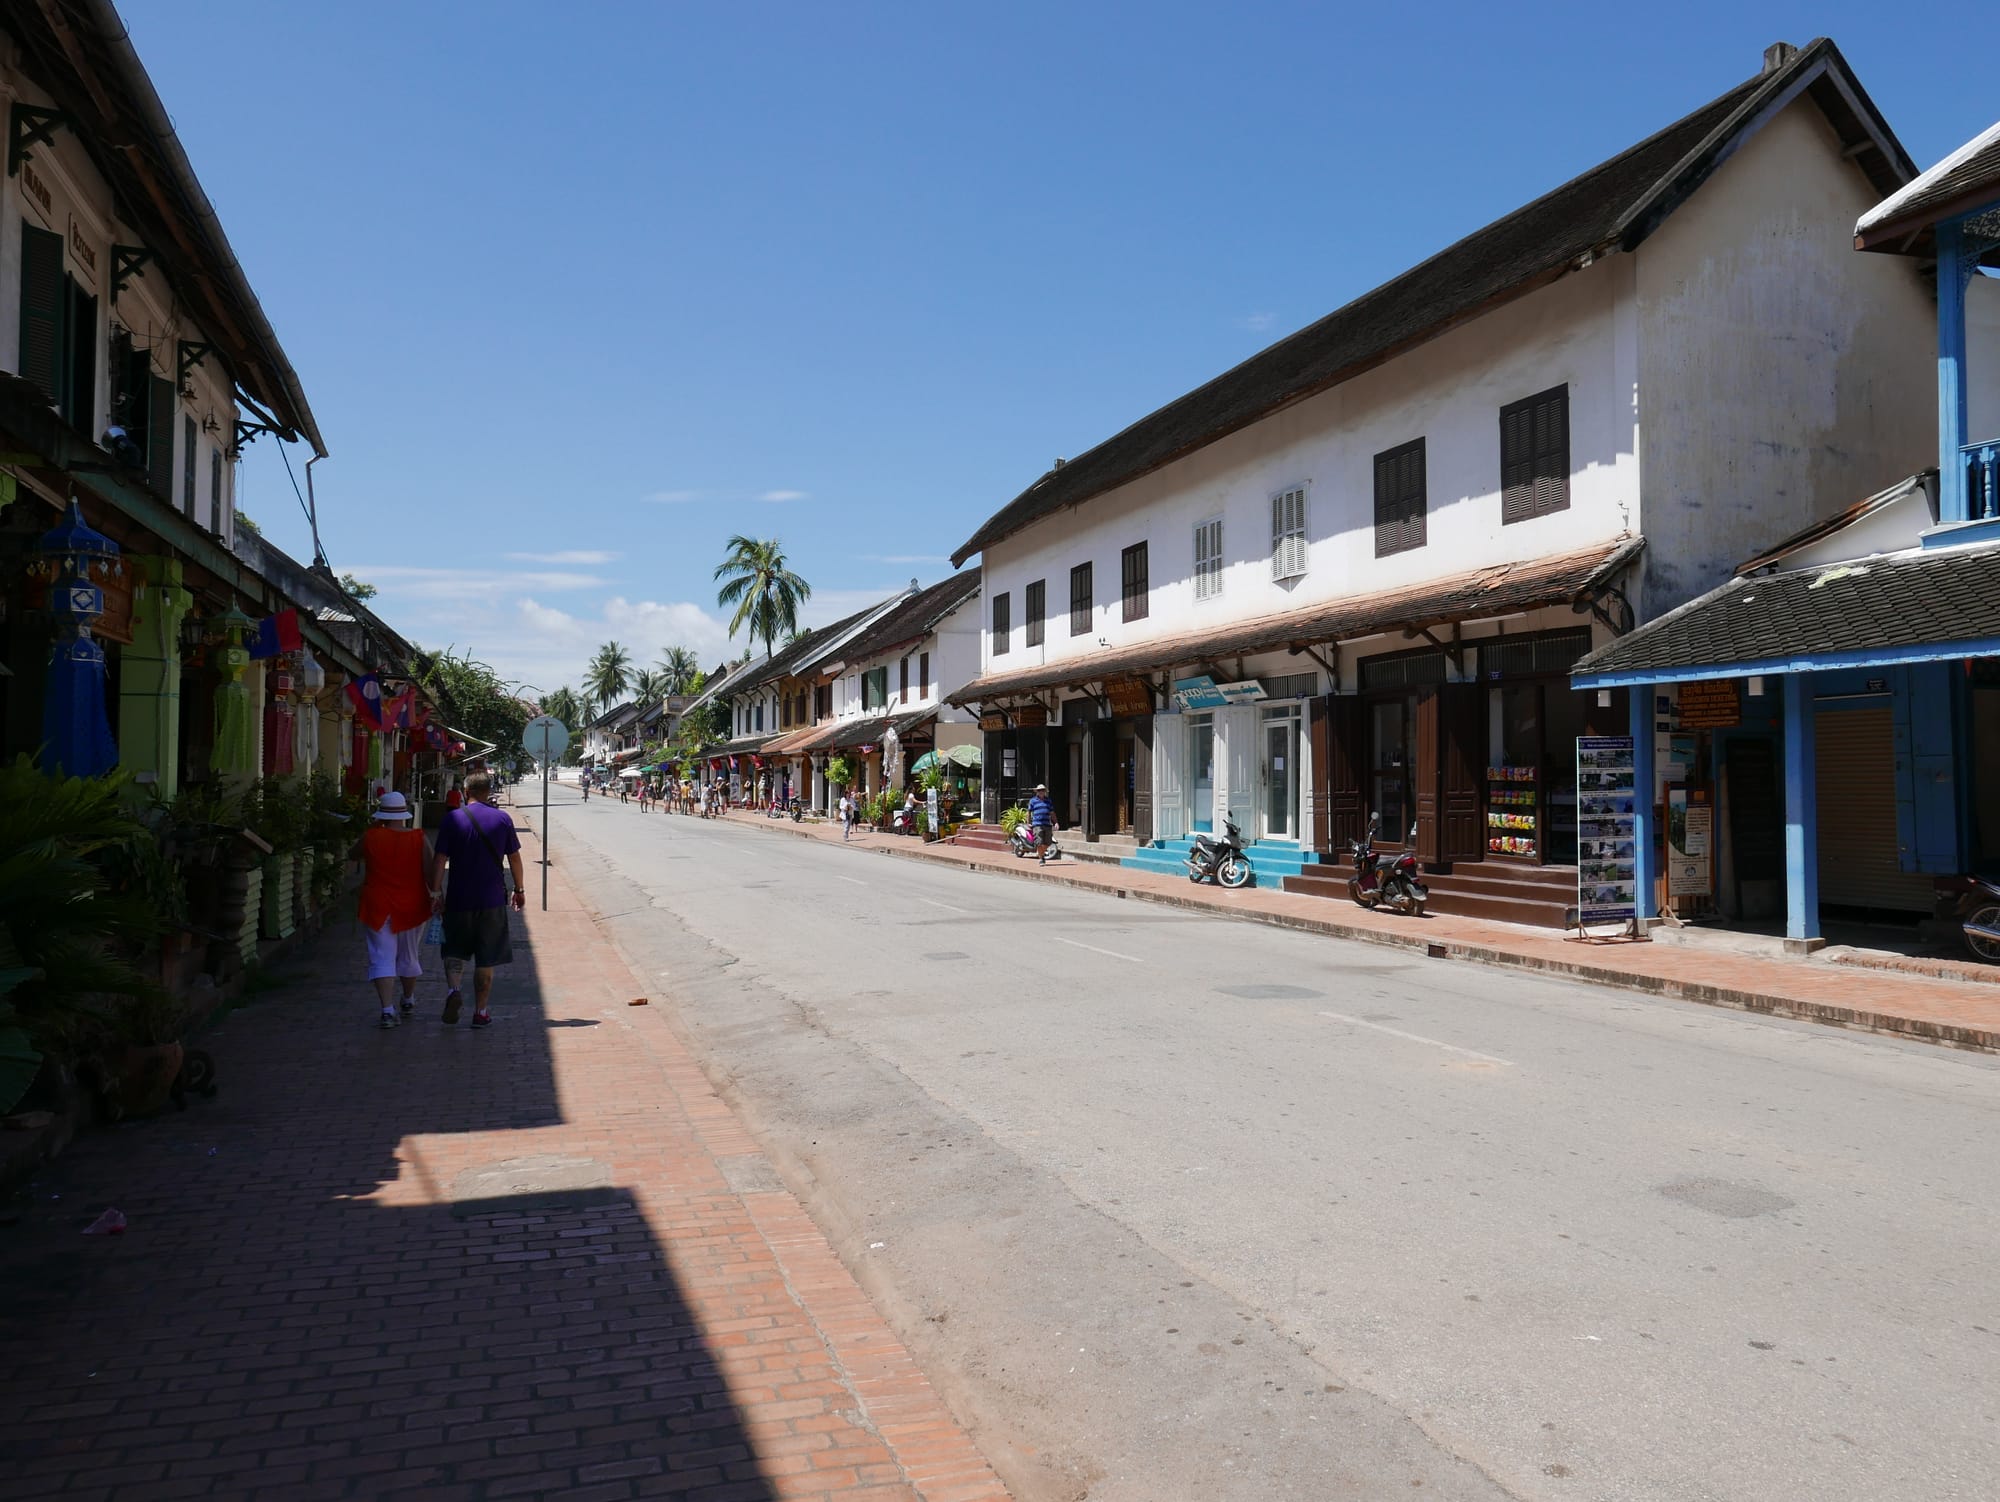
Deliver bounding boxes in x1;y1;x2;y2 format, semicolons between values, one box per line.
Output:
703;808;2000;1052
0;822;1008;1502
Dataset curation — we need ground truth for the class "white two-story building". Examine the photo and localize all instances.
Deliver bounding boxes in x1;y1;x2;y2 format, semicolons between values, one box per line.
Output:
948;39;1935;924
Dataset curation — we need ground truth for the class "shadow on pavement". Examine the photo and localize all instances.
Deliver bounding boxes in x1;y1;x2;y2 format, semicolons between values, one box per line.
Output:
0;888;781;1500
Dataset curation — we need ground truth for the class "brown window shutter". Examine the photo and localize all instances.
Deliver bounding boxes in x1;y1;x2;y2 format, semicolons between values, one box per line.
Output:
17;223;64;403
1501;385;1568;523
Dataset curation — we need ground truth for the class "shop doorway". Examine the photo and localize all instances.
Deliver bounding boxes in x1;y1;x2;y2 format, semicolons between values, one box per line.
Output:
1370;695;1417;845
1260;707;1299;841
1188;713;1215;834
1115;729;1137;833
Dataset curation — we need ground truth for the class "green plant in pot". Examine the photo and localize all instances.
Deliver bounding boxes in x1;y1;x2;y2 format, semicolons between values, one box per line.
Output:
998;804;1030;837
0;756;173;1116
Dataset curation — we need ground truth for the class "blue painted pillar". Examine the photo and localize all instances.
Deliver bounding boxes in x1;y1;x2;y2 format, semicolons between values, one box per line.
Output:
1782;673;1820;944
1630;687;1656;923
1938;221;1968;523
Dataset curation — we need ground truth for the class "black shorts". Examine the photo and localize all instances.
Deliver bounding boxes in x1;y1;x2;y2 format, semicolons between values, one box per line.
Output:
440;906;513;968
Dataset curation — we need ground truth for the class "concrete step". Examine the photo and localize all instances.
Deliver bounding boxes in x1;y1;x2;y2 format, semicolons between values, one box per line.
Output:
1285;859;1578;929
1067;833;1143;866
1122;838;1322;887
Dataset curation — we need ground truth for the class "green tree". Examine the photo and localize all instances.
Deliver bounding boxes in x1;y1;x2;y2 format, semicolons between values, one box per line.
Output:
411;646;533;771
713;536;811;659
584;642;633;708
632;668;669;704
338;572;378;601
658;646;701;695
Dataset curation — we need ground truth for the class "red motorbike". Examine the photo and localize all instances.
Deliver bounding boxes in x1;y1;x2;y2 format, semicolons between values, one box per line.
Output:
1348;813;1428;916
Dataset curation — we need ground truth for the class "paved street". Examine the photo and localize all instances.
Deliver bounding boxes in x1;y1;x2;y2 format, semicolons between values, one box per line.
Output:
540;781;2000;1502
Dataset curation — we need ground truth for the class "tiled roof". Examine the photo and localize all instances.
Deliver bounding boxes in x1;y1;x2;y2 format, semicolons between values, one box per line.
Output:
1573;537;2000;680
839;571;981;662
952;537;1641;702
1856;119;2000;252
950;39;1909;567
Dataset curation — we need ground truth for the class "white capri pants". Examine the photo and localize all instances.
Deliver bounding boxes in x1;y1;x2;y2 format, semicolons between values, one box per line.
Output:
364;920;425;981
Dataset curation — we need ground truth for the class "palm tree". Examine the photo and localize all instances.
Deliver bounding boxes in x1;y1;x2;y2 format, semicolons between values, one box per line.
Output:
713;536;811;659
631;668;669;705
658;646;701;695
542;686;582;730
584;642;632;708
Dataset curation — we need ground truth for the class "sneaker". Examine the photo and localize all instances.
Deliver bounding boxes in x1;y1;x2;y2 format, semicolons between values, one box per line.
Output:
399;998;416;1016
379;1009;398;1030
471;1010;492;1028
442;989;463;1025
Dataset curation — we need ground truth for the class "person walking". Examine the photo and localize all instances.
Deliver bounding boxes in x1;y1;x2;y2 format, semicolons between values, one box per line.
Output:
353;791;433;1029
430;772;527;1029
1029;782;1056;865
839;789;855;841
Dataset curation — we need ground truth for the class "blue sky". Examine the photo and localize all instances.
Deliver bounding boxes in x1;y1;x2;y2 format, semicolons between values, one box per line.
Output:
121;1;1998;699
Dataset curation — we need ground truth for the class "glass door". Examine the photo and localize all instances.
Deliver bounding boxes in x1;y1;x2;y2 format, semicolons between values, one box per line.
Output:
1188;714;1215;834
1261;709;1297;840
1370;695;1416;845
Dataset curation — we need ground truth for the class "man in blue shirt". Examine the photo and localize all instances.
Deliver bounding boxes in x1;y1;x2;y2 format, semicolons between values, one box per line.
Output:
1028;782;1055;865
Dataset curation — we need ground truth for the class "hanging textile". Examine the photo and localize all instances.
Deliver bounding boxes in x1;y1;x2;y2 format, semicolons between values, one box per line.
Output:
31;501;121;779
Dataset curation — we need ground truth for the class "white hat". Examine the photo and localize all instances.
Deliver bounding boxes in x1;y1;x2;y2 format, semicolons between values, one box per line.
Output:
372;791;412;822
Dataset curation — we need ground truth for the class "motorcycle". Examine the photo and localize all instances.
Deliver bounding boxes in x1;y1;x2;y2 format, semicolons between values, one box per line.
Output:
1009;819;1059;861
1186;818;1252;888
890;804;919;836
1942;875;2000;963
1347;814;1428;916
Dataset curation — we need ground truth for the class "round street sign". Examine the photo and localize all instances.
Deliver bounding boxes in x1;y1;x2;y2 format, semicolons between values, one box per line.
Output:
523;714;569;765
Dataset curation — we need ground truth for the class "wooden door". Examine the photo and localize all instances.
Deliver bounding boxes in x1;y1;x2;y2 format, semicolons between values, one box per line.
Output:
1441;682;1485;863
1132;718;1154;844
1414;687;1442;864
1325;695;1366;852
1308;697;1331;854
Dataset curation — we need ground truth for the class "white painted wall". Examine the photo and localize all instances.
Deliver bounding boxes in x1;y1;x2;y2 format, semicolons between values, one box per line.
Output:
1967;274;2000;450
1633;98;1936;614
978;254;1637;680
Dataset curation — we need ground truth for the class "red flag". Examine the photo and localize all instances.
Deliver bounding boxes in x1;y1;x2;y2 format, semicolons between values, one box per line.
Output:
248;609;303;660
383;686;417;729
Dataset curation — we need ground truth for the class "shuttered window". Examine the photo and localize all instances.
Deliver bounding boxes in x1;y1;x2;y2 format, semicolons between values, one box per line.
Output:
1373;439;1427;557
1500;385;1570;524
18;221;63;403
1193;517;1223;599
991;591;1010;655
919;651;930;697
1120;542;1148;622
1069;562;1093;636
1024;579;1045;647
146;375;175;502
1271;487;1308;579
183;416;198;517
210;448;224;533
899;656;909;704
863;667;888;710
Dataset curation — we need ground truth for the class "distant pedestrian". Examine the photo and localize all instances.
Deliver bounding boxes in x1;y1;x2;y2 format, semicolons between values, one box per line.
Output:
839;790;855;841
430;773;527;1029
1029;782;1055;865
352;791;433;1029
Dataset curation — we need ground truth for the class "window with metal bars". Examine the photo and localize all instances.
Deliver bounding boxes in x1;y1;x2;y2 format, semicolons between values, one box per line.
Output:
1373;439;1426;557
991;591;1010;654
1069;562;1093;636
1120;542;1148;622
1271;487;1308;579
1475;628;1592;680
1024;579;1045;647
1193;517;1223;600
1499;385;1570;524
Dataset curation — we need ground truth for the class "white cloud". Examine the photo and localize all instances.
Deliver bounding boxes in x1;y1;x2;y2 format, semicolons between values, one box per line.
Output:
1236;312;1276;332
757;489;809;502
346;564;607;599
497;596;739;692
505;550;620;565
644;489;700;504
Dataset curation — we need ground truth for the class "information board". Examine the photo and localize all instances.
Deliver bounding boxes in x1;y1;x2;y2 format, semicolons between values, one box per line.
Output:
1677;679;1741;729
1666;788;1713;898
1576;736;1638;928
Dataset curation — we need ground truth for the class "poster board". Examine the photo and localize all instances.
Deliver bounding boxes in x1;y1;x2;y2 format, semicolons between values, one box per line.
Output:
1576;736;1638;929
1666;787;1713;898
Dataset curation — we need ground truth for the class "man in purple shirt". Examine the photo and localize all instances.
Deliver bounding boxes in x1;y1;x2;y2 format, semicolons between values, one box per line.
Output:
429;773;526;1027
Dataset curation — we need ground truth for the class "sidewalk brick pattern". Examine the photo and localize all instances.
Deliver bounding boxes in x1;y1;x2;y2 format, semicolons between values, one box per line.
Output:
0;820;1008;1502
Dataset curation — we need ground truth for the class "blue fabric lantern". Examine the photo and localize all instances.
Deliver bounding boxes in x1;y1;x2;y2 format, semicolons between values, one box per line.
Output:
34;500;120;778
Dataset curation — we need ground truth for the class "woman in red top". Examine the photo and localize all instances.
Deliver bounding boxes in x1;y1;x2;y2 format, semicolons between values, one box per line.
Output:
353;791;436;1029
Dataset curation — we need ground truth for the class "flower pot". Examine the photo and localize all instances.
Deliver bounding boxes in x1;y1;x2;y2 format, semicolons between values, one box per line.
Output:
97;1041;184;1121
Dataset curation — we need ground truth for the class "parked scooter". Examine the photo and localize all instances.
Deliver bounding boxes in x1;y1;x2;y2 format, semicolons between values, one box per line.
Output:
1347;813;1428;916
1186;818;1252;888
1008;819;1060;861
890;803;919;836
1942;874;2000;963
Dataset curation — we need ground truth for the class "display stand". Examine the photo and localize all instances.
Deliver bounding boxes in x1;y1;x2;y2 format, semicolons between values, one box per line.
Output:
1485;765;1539;857
1570;735;1647;944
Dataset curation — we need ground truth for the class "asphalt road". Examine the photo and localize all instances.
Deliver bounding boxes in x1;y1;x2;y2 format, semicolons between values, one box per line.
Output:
522;777;2000;1502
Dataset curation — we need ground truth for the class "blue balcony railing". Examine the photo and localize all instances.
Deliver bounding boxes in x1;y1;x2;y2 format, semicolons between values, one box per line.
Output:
1967;440;2000;522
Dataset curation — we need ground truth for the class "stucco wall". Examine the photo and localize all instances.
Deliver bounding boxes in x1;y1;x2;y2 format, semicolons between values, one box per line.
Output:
1634;98;1935;616
978;255;1637;676
1967;273;2000;450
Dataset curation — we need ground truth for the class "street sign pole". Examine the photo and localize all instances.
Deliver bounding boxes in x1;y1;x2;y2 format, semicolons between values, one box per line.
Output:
522;715;570;913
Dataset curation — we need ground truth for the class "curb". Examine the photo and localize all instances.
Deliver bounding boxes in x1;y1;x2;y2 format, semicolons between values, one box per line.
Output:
716;813;2000;1056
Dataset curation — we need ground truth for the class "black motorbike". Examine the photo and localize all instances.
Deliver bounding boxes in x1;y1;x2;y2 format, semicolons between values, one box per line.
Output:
1186;819;1252;888
1347;813;1428;916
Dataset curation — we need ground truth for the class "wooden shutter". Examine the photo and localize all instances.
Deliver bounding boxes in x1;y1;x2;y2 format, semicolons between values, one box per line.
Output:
1414;687;1442;862
1271;489;1306;578
182;415;198;516
899;656;909;704
992;591;1009;653
210;448;224;532
919;652;929;697
1070;562;1092;635
1152;713;1186;841
1326;696;1366;851
1132;715;1154;844
146;376;176;500
1374;440;1426;556
1308;697;1332;853
1122;543;1148;621
1440;682;1484;863
1501;385;1569;523
18;223;64;403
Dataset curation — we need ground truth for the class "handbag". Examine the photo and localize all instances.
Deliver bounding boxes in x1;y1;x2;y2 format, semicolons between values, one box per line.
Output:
422;913;445;946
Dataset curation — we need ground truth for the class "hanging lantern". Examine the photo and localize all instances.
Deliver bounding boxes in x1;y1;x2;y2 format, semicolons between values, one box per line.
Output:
30;500;121;778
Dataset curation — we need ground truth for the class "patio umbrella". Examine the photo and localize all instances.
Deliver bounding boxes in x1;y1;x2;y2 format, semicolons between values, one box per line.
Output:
912;744;981;773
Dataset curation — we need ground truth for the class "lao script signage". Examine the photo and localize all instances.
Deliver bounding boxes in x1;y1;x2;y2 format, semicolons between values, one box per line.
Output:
1576;736;1638;928
1677;679;1740;729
